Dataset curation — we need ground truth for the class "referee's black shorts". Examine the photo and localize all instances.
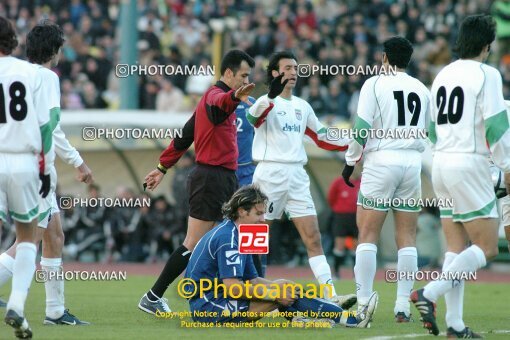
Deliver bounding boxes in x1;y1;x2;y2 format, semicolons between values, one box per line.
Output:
187;163;239;221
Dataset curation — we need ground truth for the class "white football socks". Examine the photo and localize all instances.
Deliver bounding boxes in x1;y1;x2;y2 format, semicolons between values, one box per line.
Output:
354;243;377;306
443;252;465;332
7;243;36;316
423;245;486;303
41;257;65;319
309;255;337;298
394;246;418;315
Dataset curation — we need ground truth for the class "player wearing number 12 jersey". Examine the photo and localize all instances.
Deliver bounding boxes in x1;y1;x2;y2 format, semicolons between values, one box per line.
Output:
411;15;510;338
342;37;431;323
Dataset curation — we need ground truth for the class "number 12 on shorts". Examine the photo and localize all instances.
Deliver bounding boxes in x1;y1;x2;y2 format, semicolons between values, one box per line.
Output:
239;224;269;254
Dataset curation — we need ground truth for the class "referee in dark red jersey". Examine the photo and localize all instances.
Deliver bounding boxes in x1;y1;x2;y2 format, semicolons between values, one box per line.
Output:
138;50;256;315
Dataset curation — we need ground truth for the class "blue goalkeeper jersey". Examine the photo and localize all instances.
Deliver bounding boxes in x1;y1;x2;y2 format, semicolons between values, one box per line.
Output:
236;97;255;166
184;219;259;300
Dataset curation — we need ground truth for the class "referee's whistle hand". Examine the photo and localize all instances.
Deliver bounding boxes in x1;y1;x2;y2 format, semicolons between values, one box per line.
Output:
144;169;164;191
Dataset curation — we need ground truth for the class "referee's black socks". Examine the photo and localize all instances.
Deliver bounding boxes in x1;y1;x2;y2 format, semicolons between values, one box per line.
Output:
147;245;192;301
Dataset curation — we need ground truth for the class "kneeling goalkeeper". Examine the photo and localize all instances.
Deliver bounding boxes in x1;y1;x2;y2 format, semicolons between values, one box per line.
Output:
182;185;377;327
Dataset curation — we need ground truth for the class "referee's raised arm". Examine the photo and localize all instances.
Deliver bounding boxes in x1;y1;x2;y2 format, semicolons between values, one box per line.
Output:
143;50;255;191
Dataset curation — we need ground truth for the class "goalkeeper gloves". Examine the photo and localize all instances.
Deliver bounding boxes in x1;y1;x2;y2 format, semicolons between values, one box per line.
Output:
39;173;50;198
268;73;289;99
342;164;355;188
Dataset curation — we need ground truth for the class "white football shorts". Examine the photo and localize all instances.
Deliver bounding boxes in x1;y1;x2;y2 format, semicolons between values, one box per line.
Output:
358;149;422;212
253;161;316;220
0;153;39;223
432;152;498;222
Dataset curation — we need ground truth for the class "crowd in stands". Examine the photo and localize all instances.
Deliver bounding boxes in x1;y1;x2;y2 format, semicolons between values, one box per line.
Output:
3;0;508;119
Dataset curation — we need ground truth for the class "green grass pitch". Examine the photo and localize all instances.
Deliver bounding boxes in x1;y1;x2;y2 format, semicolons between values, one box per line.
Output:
0;276;509;339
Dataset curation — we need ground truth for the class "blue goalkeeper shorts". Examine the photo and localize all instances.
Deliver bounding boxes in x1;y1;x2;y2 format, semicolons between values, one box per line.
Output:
236;163;256;187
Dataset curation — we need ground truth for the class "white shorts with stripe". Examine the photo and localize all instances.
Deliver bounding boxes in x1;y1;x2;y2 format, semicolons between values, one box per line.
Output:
357;149;422;212
0;153;39;223
253;161;316;220
432;152;498;222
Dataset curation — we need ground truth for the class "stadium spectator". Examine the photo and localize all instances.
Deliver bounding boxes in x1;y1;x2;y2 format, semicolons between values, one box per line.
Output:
146;196;177;261
492;0;510;64
156;78;185;112
81;81;107;109
327;175;360;278
105;187;140;262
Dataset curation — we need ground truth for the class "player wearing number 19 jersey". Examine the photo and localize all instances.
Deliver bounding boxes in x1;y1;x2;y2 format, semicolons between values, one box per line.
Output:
342;37;431;322
411;15;510;338
0;16;53;339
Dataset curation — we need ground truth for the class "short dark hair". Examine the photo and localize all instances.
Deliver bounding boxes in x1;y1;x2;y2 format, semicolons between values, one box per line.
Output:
222;185;268;220
454;15;496;59
0;16;18;55
26;20;65;64
220;49;255;75
266;51;297;85
383;36;413;69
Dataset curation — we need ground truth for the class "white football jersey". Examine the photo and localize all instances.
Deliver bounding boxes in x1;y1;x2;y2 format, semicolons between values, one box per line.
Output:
248;94;348;164
430;60;510;172
0;56;52;174
345;72;431;165
38;66;83;168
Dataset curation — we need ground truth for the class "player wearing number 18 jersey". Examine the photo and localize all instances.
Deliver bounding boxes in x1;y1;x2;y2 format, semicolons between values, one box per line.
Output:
411;15;510;338
0;16;53;339
342;37;431;322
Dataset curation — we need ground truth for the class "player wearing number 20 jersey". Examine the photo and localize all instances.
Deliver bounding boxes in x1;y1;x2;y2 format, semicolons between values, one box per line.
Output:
429;59;510;221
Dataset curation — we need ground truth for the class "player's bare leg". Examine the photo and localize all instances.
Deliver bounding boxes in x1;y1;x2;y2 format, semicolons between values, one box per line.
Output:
393;210;418;322
354;206;386;311
292;215;356;309
139;217;216;315
5;219;37;339
182;217;216;250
